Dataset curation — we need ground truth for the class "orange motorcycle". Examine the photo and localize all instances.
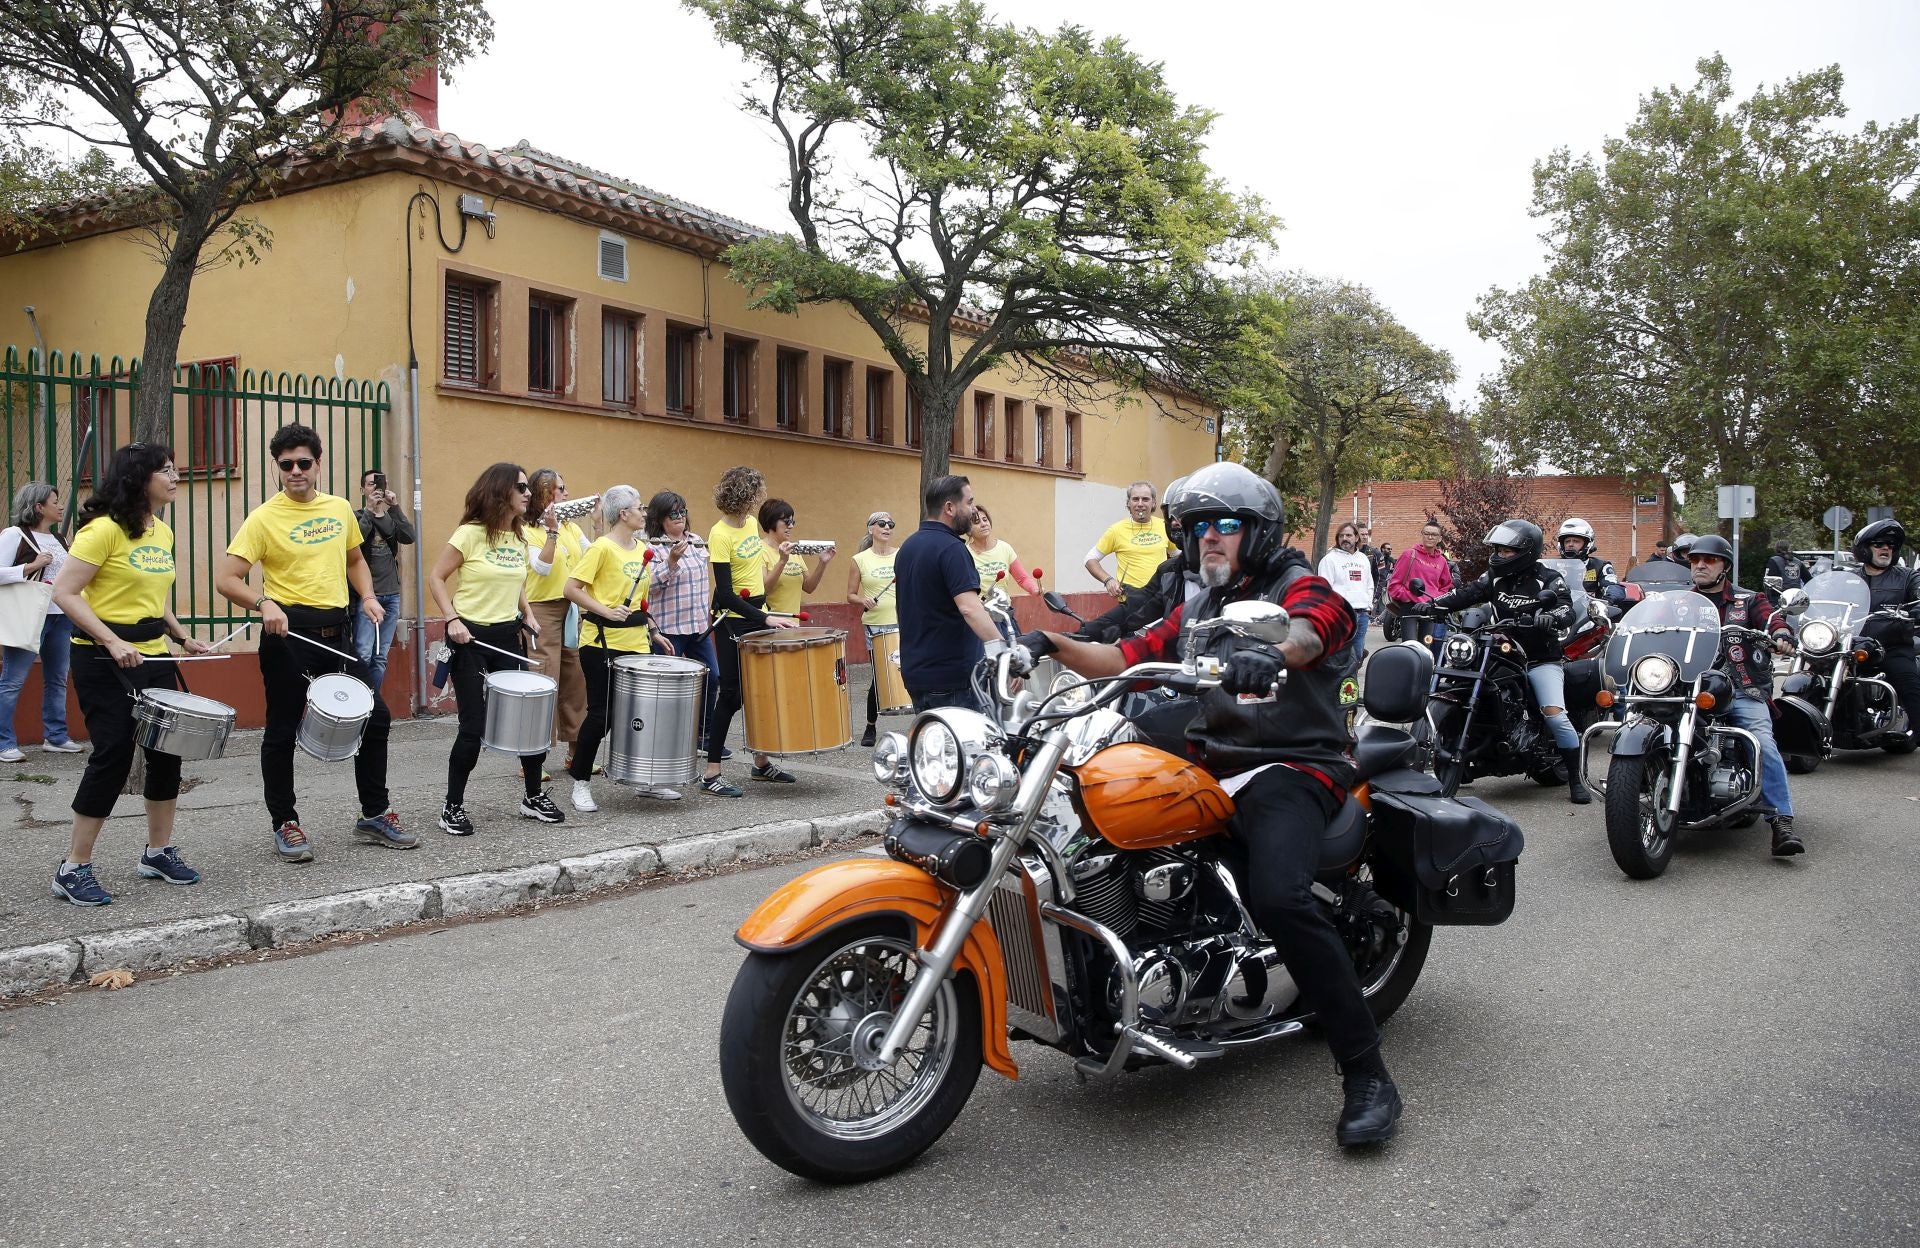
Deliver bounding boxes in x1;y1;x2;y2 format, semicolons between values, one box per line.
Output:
719;603;1524;1183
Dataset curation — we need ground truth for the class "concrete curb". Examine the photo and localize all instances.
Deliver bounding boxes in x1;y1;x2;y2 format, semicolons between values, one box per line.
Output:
0;807;891;1000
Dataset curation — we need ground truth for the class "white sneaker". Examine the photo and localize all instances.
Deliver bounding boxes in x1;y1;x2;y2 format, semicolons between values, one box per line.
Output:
638;785;683;801
41;739;86;753
570;780;598;812
0;747;24;763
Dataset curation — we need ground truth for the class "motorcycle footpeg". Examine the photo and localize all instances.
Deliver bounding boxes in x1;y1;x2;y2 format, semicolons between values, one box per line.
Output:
1124;1026;1200;1070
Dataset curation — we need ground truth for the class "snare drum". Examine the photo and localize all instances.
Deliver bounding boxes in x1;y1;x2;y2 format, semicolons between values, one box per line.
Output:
482;670;557;756
132;688;237;761
607;655;706;786
739;626;850;755
870;628;910;714
297;673;374;762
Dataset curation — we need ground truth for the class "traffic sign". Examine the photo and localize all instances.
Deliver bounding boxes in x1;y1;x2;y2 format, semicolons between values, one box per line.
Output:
1823;505;1853;531
1868;506;1895;523
1717;485;1755;520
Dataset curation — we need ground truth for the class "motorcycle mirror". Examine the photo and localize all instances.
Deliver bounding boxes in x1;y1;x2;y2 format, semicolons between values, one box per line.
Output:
1409;577;1426;595
1218;599;1292;643
1042;590;1083;622
1779;589;1809;616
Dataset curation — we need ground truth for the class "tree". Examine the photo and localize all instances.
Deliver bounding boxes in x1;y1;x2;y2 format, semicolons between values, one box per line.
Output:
685;0;1272;490
0;1;492;441
1226;273;1455;559
1426;474;1541;585
1473;55;1920;533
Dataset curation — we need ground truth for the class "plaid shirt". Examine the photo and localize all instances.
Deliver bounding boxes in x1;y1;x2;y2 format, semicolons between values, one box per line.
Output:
1118;571;1354;669
648;546;713;635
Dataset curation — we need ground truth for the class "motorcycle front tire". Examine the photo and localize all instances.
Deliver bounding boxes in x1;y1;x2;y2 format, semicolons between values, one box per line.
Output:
1604;754;1677;879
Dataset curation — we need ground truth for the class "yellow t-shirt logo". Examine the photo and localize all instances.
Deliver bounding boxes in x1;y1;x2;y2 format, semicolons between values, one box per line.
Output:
484;545;525;569
128;545;173;574
288;517;345;546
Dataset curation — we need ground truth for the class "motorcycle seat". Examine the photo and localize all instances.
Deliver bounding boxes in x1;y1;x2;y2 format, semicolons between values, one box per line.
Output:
1319;795;1366;872
1353;726;1419;782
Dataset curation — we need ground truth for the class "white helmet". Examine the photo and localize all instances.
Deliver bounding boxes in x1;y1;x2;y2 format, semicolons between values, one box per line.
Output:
1557;517;1595;554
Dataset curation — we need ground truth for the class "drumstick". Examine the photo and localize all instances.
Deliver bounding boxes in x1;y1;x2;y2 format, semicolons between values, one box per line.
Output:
765;611;811;623
285;631;359;664
208;622;255;650
621;547;657;609
463;636;541;667
140;654;234;662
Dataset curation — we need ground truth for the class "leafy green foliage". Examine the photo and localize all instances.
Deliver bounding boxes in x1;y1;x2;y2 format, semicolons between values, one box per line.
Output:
1474;55;1920;537
687;0;1272;488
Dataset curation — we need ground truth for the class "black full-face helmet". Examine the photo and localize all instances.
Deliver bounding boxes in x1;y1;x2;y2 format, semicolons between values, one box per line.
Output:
1483;519;1544;578
1852;518;1906;567
1170;462;1285;573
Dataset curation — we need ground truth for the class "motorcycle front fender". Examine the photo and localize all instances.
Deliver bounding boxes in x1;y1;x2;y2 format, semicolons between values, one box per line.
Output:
735;858;1019;1079
1610;717;1671;759
1772;694;1831;758
1779;671;1818;699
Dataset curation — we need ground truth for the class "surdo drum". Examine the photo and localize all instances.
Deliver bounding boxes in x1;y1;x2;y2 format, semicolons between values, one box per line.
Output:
870;628;910;714
297;672;374;762
132;688;237;761
739;626;851;755
481;669;558;756
607;655;706;786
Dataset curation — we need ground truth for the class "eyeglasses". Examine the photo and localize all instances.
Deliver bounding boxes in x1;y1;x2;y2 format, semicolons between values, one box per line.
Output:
1189;517;1244;537
1869;541;1895;549
514;482;531;495
872;519;896;529
158;464;179;481
277;457;315;472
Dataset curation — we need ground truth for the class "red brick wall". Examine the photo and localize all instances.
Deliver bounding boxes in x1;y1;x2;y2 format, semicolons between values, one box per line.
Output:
1311;474;1675;567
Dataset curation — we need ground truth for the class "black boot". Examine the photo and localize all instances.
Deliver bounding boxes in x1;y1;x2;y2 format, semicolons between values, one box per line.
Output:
1335;1047;1402;1147
860;722;877;748
1770;815;1803;856
1562;748;1591;805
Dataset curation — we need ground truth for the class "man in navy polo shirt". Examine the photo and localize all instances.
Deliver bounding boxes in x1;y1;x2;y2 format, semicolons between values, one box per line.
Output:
895;474;1005;711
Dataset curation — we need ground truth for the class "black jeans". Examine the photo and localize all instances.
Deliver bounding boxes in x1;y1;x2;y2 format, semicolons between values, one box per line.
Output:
446;619;546;805
572;644;631;781
910;686;984;714
259;613;390;829
707;613;760;766
1231;765;1379;1063
68;644;184;819
1882;644;1920;738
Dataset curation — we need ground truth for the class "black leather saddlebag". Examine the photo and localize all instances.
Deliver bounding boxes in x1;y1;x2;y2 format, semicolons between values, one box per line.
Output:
1368;790;1524;926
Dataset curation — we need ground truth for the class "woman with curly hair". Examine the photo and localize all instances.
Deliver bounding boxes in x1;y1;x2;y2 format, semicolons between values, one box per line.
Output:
426;462;562;835
701;466;798;796
48;443;213;905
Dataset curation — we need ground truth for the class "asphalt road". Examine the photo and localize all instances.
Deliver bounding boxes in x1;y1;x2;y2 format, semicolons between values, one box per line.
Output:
4;748;1917;1248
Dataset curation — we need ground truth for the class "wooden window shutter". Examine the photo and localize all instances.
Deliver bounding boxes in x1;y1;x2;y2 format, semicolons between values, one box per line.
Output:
445;280;482;383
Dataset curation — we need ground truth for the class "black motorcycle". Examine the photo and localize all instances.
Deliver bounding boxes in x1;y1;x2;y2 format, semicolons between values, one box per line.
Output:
1773;571;1918;770
1580;590;1796;879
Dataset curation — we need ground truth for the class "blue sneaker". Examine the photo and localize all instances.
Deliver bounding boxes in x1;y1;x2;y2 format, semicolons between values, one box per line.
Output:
52;862;111;906
137;845;201;886
273;820;314;863
353;810;418;849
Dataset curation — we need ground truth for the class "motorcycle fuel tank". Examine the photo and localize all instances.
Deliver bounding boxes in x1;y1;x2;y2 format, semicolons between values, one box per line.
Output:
1072;742;1234;849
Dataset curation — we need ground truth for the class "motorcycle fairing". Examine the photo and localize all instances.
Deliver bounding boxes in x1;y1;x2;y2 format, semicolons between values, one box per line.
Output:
735;858;1020;1078
1771;694;1830;758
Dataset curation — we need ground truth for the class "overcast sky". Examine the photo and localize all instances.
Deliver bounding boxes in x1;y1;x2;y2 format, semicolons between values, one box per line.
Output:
441;0;1920;398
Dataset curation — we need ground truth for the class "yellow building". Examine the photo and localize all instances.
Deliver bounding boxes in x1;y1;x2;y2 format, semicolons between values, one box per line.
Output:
1;116;1217;708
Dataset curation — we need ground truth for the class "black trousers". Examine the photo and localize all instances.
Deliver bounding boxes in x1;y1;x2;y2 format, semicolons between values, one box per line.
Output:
706;613;758;766
68;644;184;819
446;619;546;805
1230;765;1380;1063
1882;644;1920;738
573;645;618;780
259;616;390;829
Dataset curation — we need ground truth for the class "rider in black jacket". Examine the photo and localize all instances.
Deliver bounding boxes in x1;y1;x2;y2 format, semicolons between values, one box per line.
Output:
1418;520;1590;805
1853;520;1920;747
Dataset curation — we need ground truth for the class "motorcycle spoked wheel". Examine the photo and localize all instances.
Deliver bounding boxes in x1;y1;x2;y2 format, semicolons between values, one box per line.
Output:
1350;887;1433;1024
1604;752;1678;879
718;918;983;1184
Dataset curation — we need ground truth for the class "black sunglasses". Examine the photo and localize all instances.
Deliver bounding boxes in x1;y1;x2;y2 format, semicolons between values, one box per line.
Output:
514;482;531;494
277;457;315;472
666;509;688;519
872;519;896;529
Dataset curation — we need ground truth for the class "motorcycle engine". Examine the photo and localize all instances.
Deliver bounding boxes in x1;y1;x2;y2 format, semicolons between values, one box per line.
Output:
1707;764;1753;804
1068;847;1199;939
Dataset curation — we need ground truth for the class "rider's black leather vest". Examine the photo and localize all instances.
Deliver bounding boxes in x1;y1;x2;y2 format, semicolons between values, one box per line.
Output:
1863;565;1920;649
1703;585;1777;698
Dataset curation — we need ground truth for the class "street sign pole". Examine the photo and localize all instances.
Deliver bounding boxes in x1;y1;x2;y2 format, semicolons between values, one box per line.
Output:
1717;485;1756;584
1823;505;1854;563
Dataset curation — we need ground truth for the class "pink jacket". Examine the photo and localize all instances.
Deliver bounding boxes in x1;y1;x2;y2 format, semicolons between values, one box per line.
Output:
1388;545;1453;604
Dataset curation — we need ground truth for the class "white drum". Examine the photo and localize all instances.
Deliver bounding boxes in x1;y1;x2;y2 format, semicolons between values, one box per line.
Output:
297;673;374;762
482;669;558;756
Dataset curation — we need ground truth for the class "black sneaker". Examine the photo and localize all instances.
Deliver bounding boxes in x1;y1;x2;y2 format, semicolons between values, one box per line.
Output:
1336;1073;1403;1147
136;845;201;886
698;774;744;798
861;724;877;748
519;791;564;823
438;803;476;837
750;762;797;784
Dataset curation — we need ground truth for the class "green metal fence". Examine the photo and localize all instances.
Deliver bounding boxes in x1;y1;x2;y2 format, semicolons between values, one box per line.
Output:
1;346;389;640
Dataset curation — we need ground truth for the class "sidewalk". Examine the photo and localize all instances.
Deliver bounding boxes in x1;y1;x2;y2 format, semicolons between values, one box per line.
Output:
1;667;901;993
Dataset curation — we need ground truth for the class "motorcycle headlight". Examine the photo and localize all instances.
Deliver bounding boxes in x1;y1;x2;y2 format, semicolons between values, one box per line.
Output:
1632;654;1680;695
967;753;1020;813
1443;634;1477;667
907;708;998;807
1799;620;1837;656
871;732;909;787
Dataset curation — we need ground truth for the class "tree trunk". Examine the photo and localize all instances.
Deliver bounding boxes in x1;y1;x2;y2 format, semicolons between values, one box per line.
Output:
134;203;217;445
1261;427;1289;483
1312;463;1338;563
914;383;958;497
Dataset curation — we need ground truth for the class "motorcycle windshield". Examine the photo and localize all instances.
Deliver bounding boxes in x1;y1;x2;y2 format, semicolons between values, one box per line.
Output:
1798;570;1871;633
1541;558;1590;622
1604;590;1723;685
1625;560;1692;591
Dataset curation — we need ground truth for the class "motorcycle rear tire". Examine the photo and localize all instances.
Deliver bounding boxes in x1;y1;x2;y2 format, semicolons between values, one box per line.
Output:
1435;754;1466;799
1361;919;1433;1025
1784;752;1821;775
719;918;984;1184
1605;754;1677;879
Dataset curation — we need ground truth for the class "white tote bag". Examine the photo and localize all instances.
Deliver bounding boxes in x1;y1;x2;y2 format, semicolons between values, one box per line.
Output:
0;527;53;652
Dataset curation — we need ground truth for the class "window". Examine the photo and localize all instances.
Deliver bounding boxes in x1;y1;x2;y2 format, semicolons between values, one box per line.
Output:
821;359;850;437
597;231;628;282
602;311;639;409
974;393;994;458
444;276;495;386
1065;411;1082;471
1002;398;1023;463
1034;404;1052;467
904;385;922;448
528;293;570;396
775;348;806;430
665;324;699;416
185;357;238;471
865;369;891;443
722;337;755;424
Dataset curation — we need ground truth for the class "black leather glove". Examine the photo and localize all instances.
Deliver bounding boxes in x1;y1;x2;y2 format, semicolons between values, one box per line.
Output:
1220;649;1283;697
1017;630;1057;659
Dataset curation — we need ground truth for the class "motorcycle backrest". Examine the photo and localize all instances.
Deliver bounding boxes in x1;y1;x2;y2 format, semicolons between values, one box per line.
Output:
1362;641;1434;723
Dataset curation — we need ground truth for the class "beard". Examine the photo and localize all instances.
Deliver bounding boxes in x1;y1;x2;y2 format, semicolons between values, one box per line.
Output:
1200;560;1233;588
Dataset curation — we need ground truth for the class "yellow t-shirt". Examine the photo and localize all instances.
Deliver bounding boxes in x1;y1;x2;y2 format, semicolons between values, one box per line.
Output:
763;548;807;615
524;521;587;603
226;491;362;608
971;539;1019;597
854;548;897;628
569;536;653;652
708;516;767;620
68;516;175;656
1096;516;1171;588
448;522;529;624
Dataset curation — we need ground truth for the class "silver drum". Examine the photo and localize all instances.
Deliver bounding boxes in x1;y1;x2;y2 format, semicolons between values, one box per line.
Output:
482;669;557;756
132;688;237;761
297;673;373;762
608;655;705;786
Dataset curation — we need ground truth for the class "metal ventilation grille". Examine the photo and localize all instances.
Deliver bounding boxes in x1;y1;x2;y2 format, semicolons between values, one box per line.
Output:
989;871;1054;1030
598;233;628;282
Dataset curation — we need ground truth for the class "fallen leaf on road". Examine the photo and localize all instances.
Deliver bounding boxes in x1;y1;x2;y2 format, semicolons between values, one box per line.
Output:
87;969;135;991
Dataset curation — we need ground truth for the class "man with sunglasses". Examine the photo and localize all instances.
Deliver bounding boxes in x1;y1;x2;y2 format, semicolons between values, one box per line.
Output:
216;424;414;861
1019;463;1402;1150
1852;519;1920;749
